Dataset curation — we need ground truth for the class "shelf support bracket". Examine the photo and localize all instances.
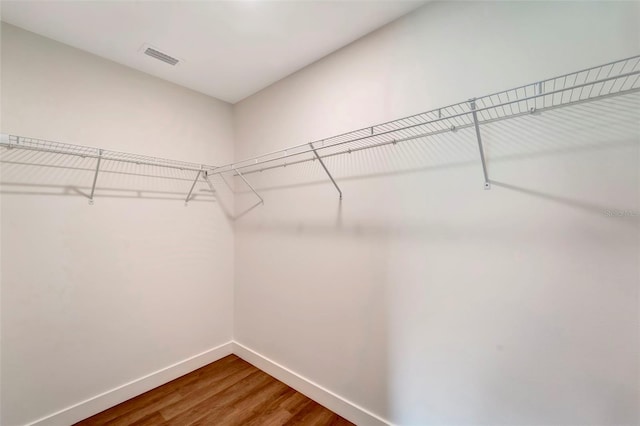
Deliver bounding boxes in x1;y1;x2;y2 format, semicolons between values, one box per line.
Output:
469;99;491;190
309;142;342;199
89;149;102;205
201;171;220;201
234;168;264;205
184;168;202;206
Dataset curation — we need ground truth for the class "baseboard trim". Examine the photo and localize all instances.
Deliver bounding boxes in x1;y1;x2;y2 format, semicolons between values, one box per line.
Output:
25;341;234;426
23;341;389;426
232;341;391;426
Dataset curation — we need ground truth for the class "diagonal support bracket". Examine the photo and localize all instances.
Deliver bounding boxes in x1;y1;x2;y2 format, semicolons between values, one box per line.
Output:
234;167;264;205
184;168;203;206
469;99;491;190
201;171;215;193
309;142;342;199
88;149;103;205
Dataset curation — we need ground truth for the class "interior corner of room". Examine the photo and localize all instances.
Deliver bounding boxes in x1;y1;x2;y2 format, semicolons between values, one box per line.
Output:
1;1;639;426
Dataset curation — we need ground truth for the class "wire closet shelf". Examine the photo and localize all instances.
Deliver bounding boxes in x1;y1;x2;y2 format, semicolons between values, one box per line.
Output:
210;55;640;186
0;134;215;173
2;54;639;203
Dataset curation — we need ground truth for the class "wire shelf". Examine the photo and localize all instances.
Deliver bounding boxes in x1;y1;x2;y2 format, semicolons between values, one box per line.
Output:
211;55;640;177
1;55;639;205
0;134;216;173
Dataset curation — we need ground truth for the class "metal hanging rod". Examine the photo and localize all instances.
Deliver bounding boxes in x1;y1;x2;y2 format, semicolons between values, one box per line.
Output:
208;55;640;194
0;134;217;173
0;134;218;205
2;55;639;205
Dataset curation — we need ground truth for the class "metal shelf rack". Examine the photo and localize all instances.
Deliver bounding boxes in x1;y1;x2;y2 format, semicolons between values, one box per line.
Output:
209;54;640;201
0;134;218;204
2;55;639;205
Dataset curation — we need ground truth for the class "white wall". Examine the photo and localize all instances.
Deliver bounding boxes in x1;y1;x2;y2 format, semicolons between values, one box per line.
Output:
2;3;639;425
233;2;640;425
0;24;235;426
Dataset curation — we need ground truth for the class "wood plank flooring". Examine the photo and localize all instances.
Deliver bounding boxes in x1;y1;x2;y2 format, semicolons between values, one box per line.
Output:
74;354;354;426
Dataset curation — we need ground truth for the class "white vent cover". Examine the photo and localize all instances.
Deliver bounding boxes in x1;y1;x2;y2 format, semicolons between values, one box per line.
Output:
139;44;181;66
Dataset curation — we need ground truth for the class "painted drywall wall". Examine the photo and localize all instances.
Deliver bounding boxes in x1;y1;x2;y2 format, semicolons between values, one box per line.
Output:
0;23;235;426
233;2;640;425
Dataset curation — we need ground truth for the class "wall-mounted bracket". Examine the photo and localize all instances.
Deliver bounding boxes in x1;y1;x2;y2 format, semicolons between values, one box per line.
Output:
469;99;491;190
201;171;217;198
184;168;202;206
88;149;103;204
309;142;342;199
234;167;264;205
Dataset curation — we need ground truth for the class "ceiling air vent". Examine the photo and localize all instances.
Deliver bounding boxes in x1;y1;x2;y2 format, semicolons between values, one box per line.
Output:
143;47;179;66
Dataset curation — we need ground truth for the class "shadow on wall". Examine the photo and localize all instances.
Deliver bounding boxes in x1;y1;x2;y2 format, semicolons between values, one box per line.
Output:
0;149;223;204
233;93;639;425
231;93;640;230
0;146;256;223
3;94;638;222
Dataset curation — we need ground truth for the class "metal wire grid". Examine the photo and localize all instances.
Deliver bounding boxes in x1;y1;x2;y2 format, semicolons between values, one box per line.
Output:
1;55;638;180
0;135;216;172
213;55;640;176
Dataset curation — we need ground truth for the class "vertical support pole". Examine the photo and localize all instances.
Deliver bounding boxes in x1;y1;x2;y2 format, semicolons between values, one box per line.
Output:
234;168;264;205
309;143;342;199
89;149;102;204
469;99;491;190
184;168;202;206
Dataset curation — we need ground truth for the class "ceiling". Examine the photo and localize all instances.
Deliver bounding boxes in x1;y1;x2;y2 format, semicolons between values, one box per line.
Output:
0;1;425;104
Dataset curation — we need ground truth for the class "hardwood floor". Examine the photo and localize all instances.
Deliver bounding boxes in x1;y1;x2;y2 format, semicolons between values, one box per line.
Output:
74;355;354;426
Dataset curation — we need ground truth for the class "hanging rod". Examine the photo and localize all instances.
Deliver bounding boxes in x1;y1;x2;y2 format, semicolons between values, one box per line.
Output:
208;54;640;193
2;55;639;203
0;134;217;173
0;133;219;205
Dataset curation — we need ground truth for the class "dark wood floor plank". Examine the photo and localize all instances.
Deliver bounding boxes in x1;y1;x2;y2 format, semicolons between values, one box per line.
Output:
283;400;322;425
157;361;258;421
331;417;357;426
191;378;291;425
127;412;167;426
242;387;299;426
162;369;274;425
74;355;354;426
284;400;338;426
280;390;314;414
78;355;242;425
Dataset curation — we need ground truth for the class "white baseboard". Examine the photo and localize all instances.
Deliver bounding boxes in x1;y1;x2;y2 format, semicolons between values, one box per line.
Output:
232;341;391;426
23;341;389;426
25;341;234;426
